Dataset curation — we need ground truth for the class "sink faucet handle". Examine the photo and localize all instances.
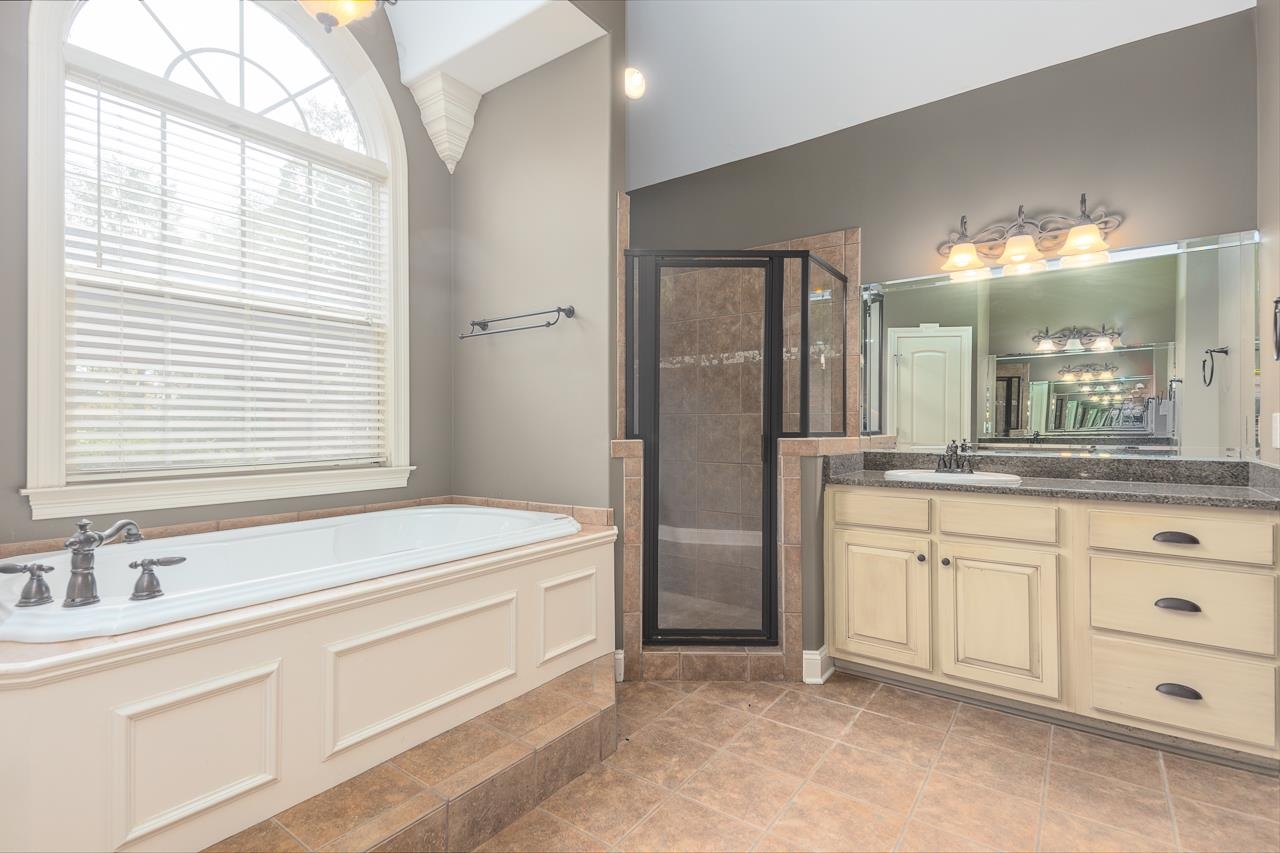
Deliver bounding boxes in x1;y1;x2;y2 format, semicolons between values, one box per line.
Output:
0;563;56;607
128;556;185;601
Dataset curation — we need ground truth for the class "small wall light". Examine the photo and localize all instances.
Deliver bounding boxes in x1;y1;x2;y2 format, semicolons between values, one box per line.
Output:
941;216;988;280
624;67;647;100
996;206;1046;276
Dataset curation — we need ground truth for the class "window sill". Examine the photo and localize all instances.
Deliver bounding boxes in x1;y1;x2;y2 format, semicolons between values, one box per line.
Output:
21;466;415;521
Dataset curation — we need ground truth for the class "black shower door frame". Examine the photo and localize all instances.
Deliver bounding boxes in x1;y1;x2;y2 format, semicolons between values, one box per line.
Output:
627;251;785;645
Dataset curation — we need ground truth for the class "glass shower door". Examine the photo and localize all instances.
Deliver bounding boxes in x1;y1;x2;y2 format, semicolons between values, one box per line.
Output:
638;257;778;643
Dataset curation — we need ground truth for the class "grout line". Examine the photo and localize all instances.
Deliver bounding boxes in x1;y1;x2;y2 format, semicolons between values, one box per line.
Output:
1160;751;1185;853
890;698;959;852
271;818;312;853
1034;725;1055;852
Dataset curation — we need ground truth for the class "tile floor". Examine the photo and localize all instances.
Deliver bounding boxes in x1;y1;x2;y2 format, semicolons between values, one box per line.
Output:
480;674;1280;853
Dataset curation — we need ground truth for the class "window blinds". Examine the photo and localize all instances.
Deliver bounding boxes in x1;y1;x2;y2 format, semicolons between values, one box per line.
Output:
62;75;388;480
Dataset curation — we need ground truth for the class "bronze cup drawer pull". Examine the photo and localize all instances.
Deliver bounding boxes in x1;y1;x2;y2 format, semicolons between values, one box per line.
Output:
1156;682;1203;701
1152;531;1200;545
1154;597;1202;613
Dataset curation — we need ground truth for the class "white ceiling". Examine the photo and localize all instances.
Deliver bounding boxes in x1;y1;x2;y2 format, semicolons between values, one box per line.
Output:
386;0;603;95
626;0;1256;190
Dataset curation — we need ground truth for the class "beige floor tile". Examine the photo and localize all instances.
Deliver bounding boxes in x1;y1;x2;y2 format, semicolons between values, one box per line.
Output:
316;792;444;852
392;719;514;787
616;681;685;722
751;834;810;852
678;750;804;828
1049;727;1164;790
1173;796;1280;853
692;681;787;713
1038;809;1174;853
864;684;958;731
539;764;668;845
768;782;903;852
275;763;424;849
369;807;447;853
911;771;1040;851
432;740;533;800
474;808;607;852
809;742;927;814
618;713;649;739
896;819;995;852
1163;752;1280;821
839;710;945;768
617;795;760;852
655;696;754;746
1045;763;1175;843
794;672;880;708
203;820;304;853
606;724;717;788
482;684;586;741
950;704;1050;757
762;689;859;738
933;733;1046;801
725;716;834;778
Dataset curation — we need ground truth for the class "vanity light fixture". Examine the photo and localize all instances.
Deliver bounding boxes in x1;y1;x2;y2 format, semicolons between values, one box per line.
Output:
1032;325;1122;353
936;194;1123;275
298;0;396;33
624;67;647;100
1058;362;1119;382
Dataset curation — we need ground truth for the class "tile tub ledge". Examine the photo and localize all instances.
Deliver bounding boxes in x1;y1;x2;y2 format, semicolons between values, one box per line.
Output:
826;471;1280;511
0;526;617;689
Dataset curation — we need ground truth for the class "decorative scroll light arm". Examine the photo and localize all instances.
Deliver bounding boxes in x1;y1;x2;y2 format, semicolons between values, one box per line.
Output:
937;194;1124;261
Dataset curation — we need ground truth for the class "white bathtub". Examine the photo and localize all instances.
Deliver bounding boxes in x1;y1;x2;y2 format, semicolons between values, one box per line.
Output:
0;505;581;643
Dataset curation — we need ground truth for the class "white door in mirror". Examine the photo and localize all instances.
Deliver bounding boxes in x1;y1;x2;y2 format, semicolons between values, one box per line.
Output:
883;470;1023;486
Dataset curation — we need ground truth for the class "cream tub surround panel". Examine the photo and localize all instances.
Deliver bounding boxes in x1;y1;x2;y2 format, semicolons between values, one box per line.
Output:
825;485;1280;762
0;526;616;852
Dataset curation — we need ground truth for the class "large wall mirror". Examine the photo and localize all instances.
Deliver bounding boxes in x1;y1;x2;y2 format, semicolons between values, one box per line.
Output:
861;232;1261;458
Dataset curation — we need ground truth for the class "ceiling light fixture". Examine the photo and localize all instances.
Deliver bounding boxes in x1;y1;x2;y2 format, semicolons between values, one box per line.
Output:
624;67;647;100
298;0;396;33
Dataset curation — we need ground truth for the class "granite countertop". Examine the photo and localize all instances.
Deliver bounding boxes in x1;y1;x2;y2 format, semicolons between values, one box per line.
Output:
827;471;1280;511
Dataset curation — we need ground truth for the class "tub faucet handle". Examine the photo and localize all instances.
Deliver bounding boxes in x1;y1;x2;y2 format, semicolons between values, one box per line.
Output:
128;556;185;601
0;563;56;607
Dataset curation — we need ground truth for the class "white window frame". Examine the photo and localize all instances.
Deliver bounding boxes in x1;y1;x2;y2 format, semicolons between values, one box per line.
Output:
23;0;411;520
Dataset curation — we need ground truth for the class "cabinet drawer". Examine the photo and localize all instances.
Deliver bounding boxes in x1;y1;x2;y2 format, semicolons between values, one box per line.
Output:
1091;635;1277;748
832;490;930;532
939;499;1058;545
1091;556;1277;655
1088;509;1275;567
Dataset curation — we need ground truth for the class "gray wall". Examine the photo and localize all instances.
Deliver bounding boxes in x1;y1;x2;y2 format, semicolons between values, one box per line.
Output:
0;3;454;542
450;12;623;507
629;11;1259;285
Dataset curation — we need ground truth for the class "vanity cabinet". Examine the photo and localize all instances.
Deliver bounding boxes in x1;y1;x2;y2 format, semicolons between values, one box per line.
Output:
825;485;1280;759
829;528;931;670
936;541;1060;699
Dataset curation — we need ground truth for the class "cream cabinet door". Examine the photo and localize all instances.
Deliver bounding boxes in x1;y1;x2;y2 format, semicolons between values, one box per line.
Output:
829;528;932;670
937;541;1061;698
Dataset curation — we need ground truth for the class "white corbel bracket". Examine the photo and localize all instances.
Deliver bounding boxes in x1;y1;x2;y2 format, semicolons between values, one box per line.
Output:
408;71;481;175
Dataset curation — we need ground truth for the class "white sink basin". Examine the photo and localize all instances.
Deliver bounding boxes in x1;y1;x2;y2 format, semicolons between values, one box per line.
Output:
883;469;1023;487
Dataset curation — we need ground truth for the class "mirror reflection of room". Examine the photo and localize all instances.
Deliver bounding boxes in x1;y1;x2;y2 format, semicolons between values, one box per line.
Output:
863;233;1259;459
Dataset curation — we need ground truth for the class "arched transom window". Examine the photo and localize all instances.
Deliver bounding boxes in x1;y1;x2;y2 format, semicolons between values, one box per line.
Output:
23;0;410;518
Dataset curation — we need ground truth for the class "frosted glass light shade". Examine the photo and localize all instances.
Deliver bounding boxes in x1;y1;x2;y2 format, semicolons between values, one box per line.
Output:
996;233;1044;265
298;0;379;31
1060;221;1109;255
941;241;985;272
1036;337;1057;352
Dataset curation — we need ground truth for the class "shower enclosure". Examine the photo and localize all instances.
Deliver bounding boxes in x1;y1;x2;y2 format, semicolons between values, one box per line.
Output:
626;250;849;645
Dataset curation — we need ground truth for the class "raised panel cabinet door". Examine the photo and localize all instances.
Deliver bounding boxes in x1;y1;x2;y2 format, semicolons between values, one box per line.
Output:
937;541;1061;699
829;528;932;670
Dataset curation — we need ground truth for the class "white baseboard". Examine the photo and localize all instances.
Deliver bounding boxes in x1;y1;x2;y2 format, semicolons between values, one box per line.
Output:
802;645;833;685
614;648;625;682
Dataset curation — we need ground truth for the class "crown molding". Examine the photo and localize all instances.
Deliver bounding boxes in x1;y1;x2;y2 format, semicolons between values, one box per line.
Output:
407;71;481;174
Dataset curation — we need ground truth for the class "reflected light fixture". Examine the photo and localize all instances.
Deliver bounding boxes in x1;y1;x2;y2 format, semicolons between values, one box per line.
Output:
298;0;395;32
624;67;647;100
941;216;988;280
1058;193;1112;267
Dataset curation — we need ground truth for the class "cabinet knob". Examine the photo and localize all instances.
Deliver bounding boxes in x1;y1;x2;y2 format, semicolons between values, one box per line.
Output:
1156;682;1203;701
1154;597;1202;613
916;553;926;562
941;557;951;566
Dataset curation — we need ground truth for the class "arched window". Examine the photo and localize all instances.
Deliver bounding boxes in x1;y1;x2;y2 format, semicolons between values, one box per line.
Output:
25;0;410;519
